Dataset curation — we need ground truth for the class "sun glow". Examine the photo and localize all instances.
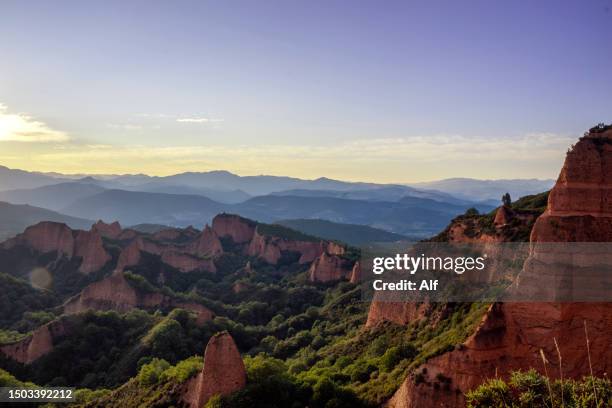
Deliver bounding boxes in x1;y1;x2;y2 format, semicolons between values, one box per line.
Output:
0;104;69;143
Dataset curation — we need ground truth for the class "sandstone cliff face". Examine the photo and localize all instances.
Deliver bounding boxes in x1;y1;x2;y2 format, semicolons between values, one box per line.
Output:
116;232;218;274
63;271;214;321
74;230;111;274
349;261;361;284
387;128;612;408
247;230;325;265
493;205;512;227
116;238;143;272
0;319;69;364
308;252;353;282
5;222;75;258
63;271;141;314
160;249;216;273
365;301;431;328
326;241;346;256
189;225;223;257
92;220;122;239
182;332;246;408
212;214;256;244
3;222;113;274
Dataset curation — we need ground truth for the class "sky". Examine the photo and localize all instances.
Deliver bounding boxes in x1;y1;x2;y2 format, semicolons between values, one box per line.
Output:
0;0;611;182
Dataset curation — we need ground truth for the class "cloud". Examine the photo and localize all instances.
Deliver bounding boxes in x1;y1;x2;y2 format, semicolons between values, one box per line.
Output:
0;103;69;143
176;117;224;123
18;132;573;181
106;123;144;130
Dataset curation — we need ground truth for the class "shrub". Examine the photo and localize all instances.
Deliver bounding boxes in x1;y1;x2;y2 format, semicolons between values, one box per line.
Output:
136;358;170;386
160;356;202;383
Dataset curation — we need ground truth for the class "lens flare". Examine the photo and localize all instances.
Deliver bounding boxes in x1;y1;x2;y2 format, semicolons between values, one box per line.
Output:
29;267;53;290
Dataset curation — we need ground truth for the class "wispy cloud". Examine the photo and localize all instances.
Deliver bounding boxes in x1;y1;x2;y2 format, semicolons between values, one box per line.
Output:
176;117;224;123
0;103;69;143
106;123;144;130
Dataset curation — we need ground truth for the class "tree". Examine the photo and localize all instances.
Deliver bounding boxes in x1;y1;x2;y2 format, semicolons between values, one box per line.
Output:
502;193;512;207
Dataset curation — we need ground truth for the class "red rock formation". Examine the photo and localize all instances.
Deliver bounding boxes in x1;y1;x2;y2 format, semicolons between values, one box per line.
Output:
3;222;114;274
493;205;513;227
349;261;361;284
182;332;246;408
189;225;223;257
63;271;141;313
308;252;353;282
387;128;612;407
152;228;182;241
365;301;431;328
92;220;122;239
4;222;75;258
212;213;256;244
160;249;216;273
118;229;138;240
116;238;143;272
174;301;215;326
63;271;214;319
326;241;346;256
0;319;69;364
247;230;282;264
247;229;325;265
74;230;111;274
232;281;251;294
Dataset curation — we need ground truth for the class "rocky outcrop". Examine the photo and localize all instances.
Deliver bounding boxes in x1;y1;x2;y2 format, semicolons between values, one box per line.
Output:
116;233;218;274
3;222;112;274
173;301;215;326
92;220;122;239
493;205;512;227
212;214;256;244
326;241;346;256
388;302;612;408
182;332;246;408
388;127;612;407
247;230;325;265
308;252;353;282
63;271;143;313
74;230;111;274
365;301;431;328
4;222;75;258
349;261;361;284
0;319;70;364
189;225;223;257
160;249;216;273
116;238;143;272
63;271;214;321
152;228;182;241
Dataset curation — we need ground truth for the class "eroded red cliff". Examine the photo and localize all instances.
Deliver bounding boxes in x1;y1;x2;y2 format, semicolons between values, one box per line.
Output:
0;319;70;364
92;220;122;239
212;213;256;244
74;230;111;274
387;127;612;407
182;332;246;408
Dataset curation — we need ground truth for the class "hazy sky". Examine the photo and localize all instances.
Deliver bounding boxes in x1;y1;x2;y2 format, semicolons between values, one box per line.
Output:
1;0;611;182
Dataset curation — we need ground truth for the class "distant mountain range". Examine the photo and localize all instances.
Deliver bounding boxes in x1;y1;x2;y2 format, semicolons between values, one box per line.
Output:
408;178;555;202
0;201;92;241
277;219;411;246
0;166;553;239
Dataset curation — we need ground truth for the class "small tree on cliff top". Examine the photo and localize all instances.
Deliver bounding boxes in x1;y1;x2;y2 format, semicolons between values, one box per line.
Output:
502;192;512;207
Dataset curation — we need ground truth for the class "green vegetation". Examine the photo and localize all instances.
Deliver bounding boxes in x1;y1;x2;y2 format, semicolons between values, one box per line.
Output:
256;223;320;242
0;272;58;330
431;191;549;242
0;367;36;388
589;122;612;134
466;369;612;408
